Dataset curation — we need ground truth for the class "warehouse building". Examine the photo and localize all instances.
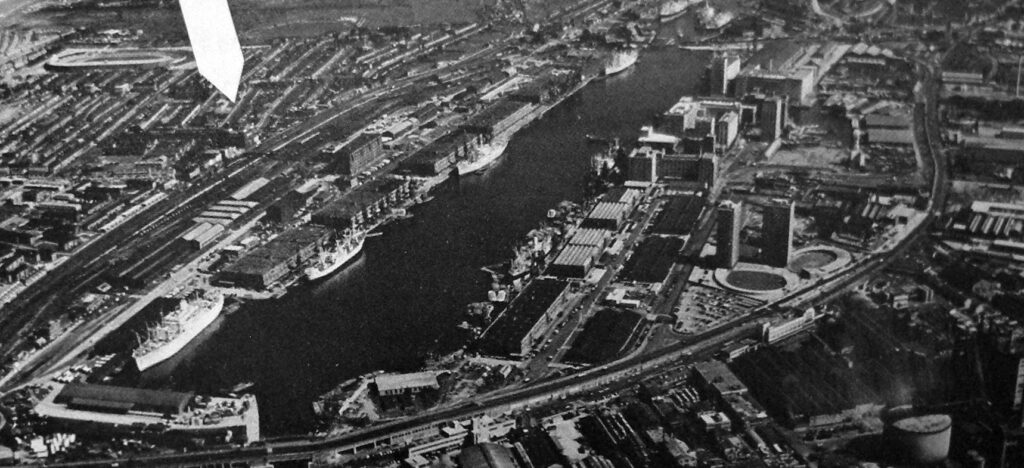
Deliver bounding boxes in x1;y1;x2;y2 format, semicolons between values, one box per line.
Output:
36;383;261;444
461;100;534;140
568;228;611;249
549;244;602;278
478;279;570;357
399;131;482;176
582;202;631;231
374;372;440;397
311;179;410;228
334;133;385;176
218;226;330;289
179;222;225;251
53;383;194;416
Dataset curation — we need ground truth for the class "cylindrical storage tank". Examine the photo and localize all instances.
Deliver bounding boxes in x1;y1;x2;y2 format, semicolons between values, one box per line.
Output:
886;414;952;465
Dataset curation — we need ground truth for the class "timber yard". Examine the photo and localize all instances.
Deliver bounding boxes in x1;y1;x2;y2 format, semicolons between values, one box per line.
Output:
0;0;1023;466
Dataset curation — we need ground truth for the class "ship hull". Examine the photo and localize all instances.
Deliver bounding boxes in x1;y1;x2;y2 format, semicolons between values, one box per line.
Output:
457;138;509;175
603;53;638;76
305;236;365;281
134;295;224;372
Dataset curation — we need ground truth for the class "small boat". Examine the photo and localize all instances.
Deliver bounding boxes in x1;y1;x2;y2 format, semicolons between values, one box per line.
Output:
230;381;255;393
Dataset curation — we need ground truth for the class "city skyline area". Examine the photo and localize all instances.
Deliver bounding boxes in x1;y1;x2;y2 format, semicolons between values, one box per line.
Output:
0;0;1022;467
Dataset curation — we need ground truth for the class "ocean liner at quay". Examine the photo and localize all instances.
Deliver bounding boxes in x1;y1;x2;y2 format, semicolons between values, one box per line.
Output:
133;290;224;372
457;137;510;175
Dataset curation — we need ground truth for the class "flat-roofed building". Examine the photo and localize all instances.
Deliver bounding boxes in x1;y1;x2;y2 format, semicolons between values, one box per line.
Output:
334;133;385;176
582;202;631;231
218;226;330;289
550;244;602;278
693;360;748;398
54;383;194;416
716;200;743;269
478;279;569;357
374;372;440;397
37;383;260;444
762;199;794;268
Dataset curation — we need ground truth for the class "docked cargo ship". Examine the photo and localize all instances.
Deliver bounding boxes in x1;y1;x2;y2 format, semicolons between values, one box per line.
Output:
659;0;699;21
305;231;365;281
603;49;639;76
457;137;509;175
134;290;224;372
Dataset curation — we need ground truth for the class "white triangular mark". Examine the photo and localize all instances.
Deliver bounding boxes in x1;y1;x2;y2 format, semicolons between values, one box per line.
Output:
179;0;244;102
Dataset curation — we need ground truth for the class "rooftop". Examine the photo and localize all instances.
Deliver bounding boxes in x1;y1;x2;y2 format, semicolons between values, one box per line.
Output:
55;383;194;414
693;360;748;396
568;228;610;247
553;244;600;267
588;202;629;221
375;372;439;393
892;414;952;433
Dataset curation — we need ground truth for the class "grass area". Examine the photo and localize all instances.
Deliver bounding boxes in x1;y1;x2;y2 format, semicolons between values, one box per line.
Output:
789;250;837;272
725;270;787;291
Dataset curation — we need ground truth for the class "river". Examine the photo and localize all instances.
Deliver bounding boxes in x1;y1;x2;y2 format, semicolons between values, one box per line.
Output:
140;29;710;436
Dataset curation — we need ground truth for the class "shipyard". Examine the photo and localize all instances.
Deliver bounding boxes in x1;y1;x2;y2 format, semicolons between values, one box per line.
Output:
0;0;1022;466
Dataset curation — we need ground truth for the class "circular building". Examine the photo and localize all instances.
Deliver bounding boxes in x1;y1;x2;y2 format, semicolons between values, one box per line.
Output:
885;414;952;465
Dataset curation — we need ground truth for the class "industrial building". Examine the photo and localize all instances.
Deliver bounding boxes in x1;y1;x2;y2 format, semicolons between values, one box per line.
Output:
661;97;747;151
627;145;717;188
731;42;847;104
311;179;410;229
759;96;787;141
333;133;385;176
582;202;631;231
218;226;330;289
478;279;569;357
461;100;535;140
955;125;1024;163
53;383;194;416
457;443;518;468
709;53;742;95
36;383;260;444
549;244;602;278
761;200;794;268
716;200;743;269
399;131;482;176
862;112;913;146
692;360;748;399
374;372;440;397
567;228;611;250
178;222;225;250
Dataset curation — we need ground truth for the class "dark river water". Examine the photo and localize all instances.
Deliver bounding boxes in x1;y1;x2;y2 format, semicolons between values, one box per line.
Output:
139;32;710;436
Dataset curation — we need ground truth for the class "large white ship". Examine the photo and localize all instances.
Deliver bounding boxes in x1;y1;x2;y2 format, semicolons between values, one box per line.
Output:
305;232;365;281
603;49;639;76
659;0;699;21
134;290;224;372
457;137;509;175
